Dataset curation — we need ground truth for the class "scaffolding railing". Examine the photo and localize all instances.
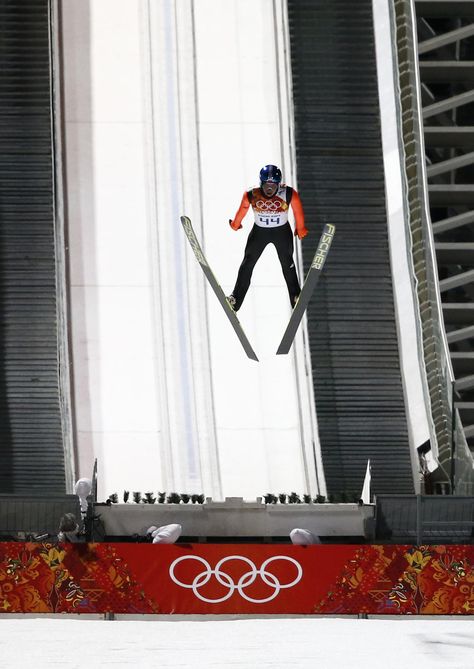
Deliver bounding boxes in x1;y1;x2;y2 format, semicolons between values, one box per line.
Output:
391;0;458;481
453;409;474;494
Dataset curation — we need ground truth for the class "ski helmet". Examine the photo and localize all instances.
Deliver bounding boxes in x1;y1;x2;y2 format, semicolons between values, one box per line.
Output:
259;164;282;185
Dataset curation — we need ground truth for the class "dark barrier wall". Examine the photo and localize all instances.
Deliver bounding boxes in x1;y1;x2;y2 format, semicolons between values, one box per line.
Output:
1;543;473;614
287;0;413;496
0;0;67;491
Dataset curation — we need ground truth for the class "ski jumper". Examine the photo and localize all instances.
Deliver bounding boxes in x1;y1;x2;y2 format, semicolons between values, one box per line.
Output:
229;184;308;311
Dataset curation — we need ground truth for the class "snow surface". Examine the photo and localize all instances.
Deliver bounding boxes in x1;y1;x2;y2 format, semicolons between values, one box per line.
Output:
1;618;474;668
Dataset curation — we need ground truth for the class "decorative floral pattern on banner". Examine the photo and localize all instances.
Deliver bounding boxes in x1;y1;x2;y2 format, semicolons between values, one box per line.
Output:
314;545;474;615
0;543;158;614
0;543;473;615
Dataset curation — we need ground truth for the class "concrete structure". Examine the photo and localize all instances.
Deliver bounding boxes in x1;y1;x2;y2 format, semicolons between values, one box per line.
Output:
96;499;375;539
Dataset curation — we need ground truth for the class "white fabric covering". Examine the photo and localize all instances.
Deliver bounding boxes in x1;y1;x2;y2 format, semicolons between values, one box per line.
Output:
147;523;182;544
289;528;320;545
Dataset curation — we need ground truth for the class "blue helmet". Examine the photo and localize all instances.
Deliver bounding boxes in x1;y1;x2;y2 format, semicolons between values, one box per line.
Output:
259;164;282;185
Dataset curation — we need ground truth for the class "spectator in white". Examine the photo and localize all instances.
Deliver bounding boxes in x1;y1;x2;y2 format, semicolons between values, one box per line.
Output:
146;523;182;544
289;528;321;545
58;513;82;542
74;478;92;517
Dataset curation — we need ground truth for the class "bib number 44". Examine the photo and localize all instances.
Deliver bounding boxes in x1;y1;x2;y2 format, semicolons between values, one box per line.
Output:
259;216;280;226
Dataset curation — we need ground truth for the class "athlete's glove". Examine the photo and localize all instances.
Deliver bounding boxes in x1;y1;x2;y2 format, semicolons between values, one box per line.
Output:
229;219;242;230
295;226;308;240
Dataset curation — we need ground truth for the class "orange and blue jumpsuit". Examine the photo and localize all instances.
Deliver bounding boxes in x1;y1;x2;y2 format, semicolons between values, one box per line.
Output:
229;184;308;311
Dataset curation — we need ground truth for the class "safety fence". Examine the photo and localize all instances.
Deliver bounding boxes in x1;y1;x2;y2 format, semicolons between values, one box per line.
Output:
375;494;474;542
0;542;473;615
0;495;82;540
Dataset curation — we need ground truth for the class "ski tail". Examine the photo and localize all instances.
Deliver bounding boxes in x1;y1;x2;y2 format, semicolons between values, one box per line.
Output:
276;223;335;355
180;216;259;362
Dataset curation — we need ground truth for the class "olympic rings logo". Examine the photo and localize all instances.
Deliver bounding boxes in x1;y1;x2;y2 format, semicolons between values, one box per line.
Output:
169;555;303;604
255;199;281;211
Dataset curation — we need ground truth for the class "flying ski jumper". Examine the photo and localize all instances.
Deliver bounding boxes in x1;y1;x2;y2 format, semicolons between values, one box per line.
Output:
227;164;308;312
180;164;335;359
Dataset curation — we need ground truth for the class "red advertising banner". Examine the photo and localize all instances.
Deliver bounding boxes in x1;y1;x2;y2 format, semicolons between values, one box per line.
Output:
0;542;473;615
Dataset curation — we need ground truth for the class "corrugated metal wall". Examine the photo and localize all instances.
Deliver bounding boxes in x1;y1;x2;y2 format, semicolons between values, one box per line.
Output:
288;0;415;495
0;0;67;492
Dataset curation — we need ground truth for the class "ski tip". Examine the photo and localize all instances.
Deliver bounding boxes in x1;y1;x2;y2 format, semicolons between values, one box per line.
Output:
276;347;289;356
248;352;259;362
180;215;189;225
